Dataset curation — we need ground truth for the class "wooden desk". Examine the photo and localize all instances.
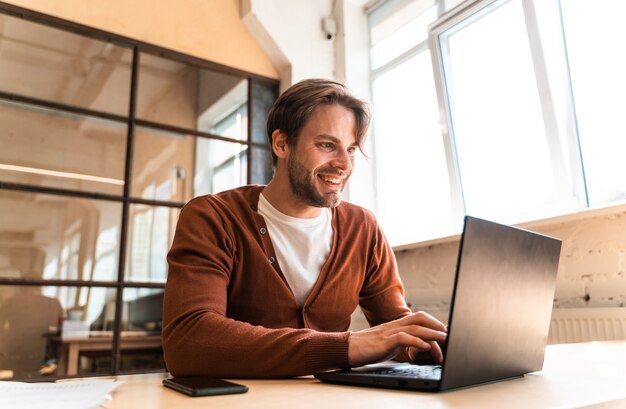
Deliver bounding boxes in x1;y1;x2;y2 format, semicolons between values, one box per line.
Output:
95;341;626;408
54;335;162;376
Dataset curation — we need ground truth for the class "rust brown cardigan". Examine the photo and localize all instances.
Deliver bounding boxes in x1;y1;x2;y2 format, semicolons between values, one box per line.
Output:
163;185;410;378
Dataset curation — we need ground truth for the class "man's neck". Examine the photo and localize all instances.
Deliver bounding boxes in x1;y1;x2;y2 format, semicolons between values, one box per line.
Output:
262;178;323;219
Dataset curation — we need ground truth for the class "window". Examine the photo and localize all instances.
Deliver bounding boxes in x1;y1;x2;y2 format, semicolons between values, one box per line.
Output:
368;0;454;246
437;0;576;223
0;5;277;380
369;0;626;245
560;0;626;205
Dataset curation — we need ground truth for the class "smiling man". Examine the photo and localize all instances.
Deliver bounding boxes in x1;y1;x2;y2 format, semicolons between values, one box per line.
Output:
162;79;447;378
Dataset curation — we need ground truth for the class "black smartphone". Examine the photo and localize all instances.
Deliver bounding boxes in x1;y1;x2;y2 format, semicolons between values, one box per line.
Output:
162;377;248;397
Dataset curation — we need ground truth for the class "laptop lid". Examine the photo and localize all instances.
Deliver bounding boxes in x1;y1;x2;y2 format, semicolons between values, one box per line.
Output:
314;216;562;391
439;216;561;389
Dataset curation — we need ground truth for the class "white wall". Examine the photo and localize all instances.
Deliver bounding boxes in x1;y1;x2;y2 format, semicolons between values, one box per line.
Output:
241;0;336;89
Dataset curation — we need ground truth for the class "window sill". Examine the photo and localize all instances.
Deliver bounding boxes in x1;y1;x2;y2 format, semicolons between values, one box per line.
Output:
392;200;626;253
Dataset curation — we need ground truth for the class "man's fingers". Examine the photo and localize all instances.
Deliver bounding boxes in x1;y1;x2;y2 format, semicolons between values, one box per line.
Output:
408;340;444;365
390;324;447;343
429;341;444;364
348;312;448;367
398;311;447;332
393;332;431;350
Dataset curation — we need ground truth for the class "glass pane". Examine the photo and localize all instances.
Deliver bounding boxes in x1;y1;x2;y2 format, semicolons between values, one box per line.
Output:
0;190;121;281
561;0;626;205
250;147;272;185
136;53;248;140
442;0;566;222
0;285;116;379
123;288;164;333
197;75;248;140
250;78;278;144
131;126;194;202
370;5;437;69
372;51;453;246
194;139;247;196
118;288;164;374
0;100;127;195
0;13;132;115
125;204;178;283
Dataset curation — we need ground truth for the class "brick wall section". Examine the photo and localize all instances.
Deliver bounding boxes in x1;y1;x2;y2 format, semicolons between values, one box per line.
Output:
399;208;626;312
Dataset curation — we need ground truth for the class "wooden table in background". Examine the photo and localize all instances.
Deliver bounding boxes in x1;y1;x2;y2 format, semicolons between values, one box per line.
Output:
54;335;162;376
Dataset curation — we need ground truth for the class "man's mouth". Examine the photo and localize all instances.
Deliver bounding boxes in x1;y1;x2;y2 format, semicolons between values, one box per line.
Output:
319;174;342;186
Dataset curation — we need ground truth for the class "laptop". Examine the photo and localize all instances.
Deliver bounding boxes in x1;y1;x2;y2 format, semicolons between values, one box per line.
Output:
315;216;562;391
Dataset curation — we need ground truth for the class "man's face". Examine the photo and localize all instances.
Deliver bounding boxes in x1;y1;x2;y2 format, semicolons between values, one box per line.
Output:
286;104;358;208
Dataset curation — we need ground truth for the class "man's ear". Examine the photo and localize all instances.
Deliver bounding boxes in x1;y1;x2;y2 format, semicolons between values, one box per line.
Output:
271;129;290;160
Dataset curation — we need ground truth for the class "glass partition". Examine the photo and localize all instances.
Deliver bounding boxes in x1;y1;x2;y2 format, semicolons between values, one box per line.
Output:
136;52;248;140
194;138;247;197
0;190;122;282
131;127;194;202
125;204;178;283
117;288;164;374
0;285;116;379
0;100;127;195
0;3;276;380
0;13;132;115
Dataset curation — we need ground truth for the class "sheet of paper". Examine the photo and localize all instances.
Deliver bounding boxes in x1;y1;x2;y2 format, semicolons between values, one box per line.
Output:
0;379;122;409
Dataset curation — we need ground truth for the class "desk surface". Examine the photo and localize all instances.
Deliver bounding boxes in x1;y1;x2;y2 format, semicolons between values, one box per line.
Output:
100;341;626;409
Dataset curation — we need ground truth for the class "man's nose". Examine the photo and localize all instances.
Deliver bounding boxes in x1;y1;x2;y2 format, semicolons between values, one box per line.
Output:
331;148;353;171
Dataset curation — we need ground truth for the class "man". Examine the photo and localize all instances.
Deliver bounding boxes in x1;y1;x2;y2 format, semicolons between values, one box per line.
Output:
162;79;447;378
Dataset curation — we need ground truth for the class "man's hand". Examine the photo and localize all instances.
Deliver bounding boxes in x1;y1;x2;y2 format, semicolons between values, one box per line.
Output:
348;312;447;367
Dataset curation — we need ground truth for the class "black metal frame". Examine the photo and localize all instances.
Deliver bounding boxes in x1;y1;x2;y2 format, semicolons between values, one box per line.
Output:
0;1;278;379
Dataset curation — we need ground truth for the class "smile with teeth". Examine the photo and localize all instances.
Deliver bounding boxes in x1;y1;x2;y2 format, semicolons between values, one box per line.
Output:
319;175;342;186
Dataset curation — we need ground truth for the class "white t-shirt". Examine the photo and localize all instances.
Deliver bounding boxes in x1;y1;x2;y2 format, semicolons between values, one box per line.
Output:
257;193;333;306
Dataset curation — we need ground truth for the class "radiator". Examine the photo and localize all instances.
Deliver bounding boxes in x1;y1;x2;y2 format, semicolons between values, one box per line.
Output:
548;307;626;344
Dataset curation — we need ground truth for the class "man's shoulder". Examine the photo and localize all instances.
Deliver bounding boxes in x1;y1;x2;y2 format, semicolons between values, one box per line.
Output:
334;200;379;228
336;200;375;216
185;185;263;210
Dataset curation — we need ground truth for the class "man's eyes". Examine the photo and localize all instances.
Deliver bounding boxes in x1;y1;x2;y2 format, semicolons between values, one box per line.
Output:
317;143;357;155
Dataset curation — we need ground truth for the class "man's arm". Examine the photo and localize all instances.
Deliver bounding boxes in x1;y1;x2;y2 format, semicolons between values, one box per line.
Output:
353;218;447;365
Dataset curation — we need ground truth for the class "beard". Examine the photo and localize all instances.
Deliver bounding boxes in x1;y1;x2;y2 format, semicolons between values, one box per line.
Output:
287;154;345;208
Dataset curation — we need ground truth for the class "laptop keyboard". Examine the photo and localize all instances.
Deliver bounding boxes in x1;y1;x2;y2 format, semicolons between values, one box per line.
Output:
372;365;442;380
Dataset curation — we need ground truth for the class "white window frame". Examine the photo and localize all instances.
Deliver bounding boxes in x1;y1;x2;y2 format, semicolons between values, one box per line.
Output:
429;0;588;228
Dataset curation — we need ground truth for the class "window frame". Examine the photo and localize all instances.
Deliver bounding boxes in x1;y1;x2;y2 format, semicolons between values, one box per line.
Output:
429;0;587;226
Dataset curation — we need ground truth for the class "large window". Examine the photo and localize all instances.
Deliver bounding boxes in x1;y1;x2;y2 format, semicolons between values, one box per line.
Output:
369;0;454;245
438;0;575;222
0;5;277;380
369;0;626;246
560;0;626;206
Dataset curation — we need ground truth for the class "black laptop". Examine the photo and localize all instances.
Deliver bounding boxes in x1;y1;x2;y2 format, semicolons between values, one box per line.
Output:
315;216;562;391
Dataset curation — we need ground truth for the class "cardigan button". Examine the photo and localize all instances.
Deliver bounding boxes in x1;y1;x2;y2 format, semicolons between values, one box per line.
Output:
259;227;267;234
268;256;276;264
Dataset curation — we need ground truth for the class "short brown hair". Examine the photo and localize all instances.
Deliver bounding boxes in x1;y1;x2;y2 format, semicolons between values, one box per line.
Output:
266;79;371;164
